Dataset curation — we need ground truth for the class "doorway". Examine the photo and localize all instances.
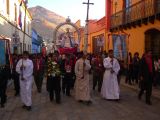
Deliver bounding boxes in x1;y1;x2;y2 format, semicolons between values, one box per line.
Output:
92;34;104;54
145;29;160;58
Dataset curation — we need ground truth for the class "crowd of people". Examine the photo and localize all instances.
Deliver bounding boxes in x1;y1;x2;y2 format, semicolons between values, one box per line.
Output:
0;50;159;111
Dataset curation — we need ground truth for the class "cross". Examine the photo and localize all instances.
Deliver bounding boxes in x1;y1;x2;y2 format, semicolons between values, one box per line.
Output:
83;0;94;52
83;0;94;22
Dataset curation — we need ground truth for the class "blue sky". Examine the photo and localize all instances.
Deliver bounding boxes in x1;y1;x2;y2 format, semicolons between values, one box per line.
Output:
28;0;105;25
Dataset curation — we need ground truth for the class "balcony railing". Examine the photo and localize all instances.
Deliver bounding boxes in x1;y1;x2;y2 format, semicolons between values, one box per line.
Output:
111;0;160;29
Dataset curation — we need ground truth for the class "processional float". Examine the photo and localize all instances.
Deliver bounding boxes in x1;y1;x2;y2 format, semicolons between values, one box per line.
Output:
53;17;81;54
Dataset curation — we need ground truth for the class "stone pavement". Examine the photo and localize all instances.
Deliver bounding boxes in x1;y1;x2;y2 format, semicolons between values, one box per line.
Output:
120;76;160;99
0;79;160;120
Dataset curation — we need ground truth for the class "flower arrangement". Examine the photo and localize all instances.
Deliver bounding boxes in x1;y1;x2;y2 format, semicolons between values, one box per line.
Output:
47;60;61;77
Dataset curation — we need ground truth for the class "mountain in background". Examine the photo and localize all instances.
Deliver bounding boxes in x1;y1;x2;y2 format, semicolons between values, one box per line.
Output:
29;6;66;41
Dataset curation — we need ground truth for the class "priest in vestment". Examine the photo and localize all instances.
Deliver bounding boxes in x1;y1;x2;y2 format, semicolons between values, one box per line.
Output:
74;52;92;105
16;51;33;111
101;50;120;100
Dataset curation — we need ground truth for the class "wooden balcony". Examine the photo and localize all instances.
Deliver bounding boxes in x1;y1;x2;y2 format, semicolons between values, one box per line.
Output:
110;0;160;31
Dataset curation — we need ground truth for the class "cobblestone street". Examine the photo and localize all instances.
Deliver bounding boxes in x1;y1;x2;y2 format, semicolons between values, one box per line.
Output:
0;79;160;120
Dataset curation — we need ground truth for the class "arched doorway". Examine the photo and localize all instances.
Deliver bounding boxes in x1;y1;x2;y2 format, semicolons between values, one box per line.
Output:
145;29;160;57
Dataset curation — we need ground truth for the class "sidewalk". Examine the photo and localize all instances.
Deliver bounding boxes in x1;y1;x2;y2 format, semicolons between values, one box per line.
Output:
120;76;160;100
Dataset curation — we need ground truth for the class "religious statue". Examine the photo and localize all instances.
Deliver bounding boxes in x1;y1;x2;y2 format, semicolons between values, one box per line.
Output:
61;28;75;48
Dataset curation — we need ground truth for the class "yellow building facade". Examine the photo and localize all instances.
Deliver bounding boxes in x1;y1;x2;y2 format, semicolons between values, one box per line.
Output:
87;17;107;53
71;0;160;58
110;0;160;57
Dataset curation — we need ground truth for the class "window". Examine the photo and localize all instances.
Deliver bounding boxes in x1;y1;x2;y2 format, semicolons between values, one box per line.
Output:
6;0;9;15
20;43;22;53
28;44;29;51
24;43;26;51
28;21;30;34
14;4;17;22
28;45;31;53
125;0;132;8
125;0;132;22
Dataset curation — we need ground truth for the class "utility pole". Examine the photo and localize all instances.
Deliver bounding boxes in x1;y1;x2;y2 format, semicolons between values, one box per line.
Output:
83;0;94;52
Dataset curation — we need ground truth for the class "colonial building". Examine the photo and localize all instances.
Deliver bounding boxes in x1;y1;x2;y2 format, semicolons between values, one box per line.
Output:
77;0;160;59
0;0;32;54
109;0;160;57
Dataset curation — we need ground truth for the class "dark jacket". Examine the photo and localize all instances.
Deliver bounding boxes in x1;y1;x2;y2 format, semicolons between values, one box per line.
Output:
0;65;10;88
139;57;154;83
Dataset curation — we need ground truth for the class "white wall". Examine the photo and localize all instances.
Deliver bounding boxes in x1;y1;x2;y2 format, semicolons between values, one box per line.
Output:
0;0;32;54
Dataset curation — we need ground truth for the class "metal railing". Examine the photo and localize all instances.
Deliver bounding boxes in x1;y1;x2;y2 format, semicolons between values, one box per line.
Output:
111;0;160;28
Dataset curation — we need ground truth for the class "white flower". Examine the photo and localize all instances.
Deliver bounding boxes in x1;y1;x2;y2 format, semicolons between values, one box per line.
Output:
53;62;57;65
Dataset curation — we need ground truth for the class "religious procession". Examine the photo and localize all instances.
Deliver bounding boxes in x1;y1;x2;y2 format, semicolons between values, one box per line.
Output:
0;13;160;112
0;46;158;112
0;2;160;120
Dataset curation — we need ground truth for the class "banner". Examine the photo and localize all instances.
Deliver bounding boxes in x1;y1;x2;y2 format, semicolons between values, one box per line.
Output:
0;40;6;65
112;35;127;60
97;35;104;47
58;47;77;54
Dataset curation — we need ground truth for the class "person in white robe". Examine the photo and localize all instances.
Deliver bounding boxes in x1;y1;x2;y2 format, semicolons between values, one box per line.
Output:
74;52;92;105
16;51;33;111
101;50;120;100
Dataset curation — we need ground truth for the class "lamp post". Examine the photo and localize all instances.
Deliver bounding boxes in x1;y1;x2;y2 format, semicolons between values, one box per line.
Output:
83;0;94;52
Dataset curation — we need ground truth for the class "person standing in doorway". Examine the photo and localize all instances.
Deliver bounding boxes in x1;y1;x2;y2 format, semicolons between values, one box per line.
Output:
125;52;133;85
132;52;140;84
